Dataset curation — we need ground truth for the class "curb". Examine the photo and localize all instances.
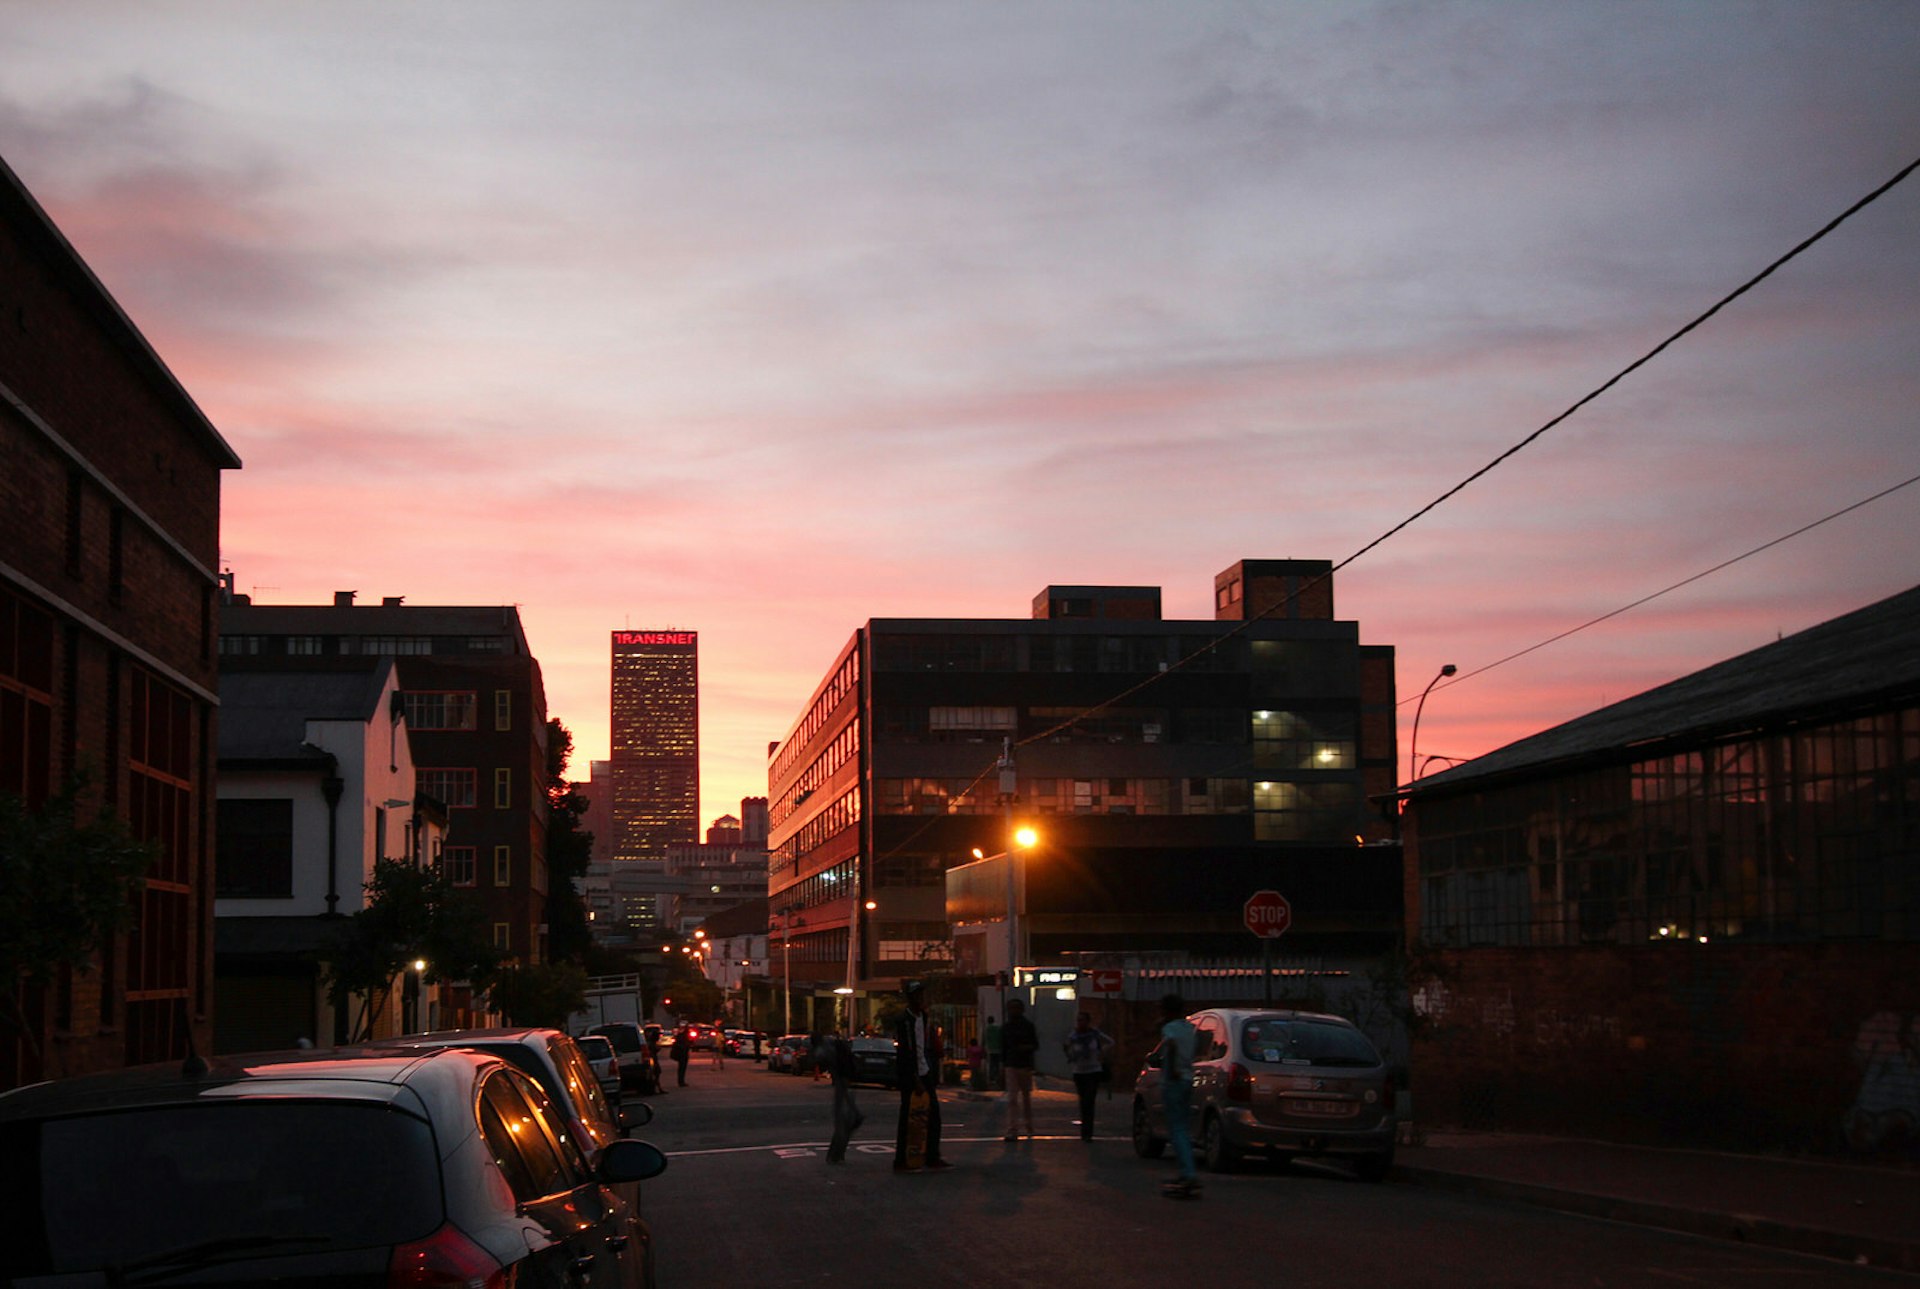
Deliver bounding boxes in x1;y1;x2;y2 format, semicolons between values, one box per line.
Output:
1394;1163;1920;1274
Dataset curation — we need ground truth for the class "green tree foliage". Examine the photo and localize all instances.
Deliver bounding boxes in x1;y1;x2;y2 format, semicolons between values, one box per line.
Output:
544;719;594;964
322;858;501;1040
1;782;156;1053
489;960;589;1029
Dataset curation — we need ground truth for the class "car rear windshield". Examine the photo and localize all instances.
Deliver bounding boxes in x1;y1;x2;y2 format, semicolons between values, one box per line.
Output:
1241;1018;1382;1068
0;1101;442;1275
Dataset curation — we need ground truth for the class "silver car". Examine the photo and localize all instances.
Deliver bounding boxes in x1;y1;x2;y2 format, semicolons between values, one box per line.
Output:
1132;1007;1396;1181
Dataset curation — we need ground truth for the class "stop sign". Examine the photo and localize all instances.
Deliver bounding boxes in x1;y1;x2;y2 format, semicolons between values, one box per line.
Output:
1244;889;1292;939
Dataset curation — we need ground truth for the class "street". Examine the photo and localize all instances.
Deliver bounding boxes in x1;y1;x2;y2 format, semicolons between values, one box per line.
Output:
641;1060;1909;1288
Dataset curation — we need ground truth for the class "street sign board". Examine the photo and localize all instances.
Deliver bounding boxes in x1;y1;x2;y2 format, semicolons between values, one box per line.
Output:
1244;889;1292;939
1082;968;1123;996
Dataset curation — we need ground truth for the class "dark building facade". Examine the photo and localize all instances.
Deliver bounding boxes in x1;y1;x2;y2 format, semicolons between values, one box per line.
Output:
1403;585;1920;1154
766;560;1400;1025
218;589;552;965
609;629;699;864
1;156;241;1087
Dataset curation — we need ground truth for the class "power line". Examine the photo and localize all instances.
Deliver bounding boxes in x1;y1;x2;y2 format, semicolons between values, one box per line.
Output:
1415;470;1920;701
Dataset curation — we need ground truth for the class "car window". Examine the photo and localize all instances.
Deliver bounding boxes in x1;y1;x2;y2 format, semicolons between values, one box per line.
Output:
1;1102;442;1276
479;1073;580;1202
549;1035;615;1125
578;1036;614;1061
1241;1018;1381;1067
1194;1016;1227;1060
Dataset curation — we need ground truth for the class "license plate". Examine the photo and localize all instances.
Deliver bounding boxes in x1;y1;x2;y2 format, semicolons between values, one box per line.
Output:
1286;1099;1355;1118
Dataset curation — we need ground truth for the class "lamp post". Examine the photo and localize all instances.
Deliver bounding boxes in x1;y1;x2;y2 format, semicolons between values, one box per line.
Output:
1409;663;1457;786
972;826;1040;989
780;914;805;1035
841;898;875;1036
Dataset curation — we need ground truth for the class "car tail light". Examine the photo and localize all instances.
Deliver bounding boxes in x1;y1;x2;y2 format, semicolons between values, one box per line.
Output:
389;1224;510;1288
1226;1062;1254;1104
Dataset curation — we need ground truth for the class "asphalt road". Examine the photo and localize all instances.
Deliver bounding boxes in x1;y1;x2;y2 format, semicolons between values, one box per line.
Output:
636;1059;1909;1288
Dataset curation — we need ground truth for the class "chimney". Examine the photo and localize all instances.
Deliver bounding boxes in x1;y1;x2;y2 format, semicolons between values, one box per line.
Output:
334;591;357;607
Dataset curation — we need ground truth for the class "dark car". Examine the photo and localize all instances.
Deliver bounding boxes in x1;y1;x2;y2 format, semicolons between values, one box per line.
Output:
1132;1007;1396;1181
723;1029;766;1060
847;1036;900;1087
0;1045;667;1286
590;1021;664;1096
767;1034;814;1075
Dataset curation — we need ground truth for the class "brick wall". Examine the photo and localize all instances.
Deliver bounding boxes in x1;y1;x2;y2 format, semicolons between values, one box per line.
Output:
1410;942;1920;1156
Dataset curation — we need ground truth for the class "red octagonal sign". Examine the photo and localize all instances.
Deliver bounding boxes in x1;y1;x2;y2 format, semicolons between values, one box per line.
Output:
1244;889;1292;939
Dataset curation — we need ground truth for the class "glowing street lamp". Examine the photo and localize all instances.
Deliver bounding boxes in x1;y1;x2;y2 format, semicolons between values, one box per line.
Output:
972;826;1040;983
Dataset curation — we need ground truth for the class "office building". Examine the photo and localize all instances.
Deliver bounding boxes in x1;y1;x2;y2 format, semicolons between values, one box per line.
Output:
766;559;1401;1030
609;629;699;864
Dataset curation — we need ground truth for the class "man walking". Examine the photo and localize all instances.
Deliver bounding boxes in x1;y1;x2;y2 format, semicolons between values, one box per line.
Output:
672;1024;692;1088
1062;1011;1115;1141
1156;994;1199;1197
817;1032;863;1164
999;998;1038;1140
892;981;950;1172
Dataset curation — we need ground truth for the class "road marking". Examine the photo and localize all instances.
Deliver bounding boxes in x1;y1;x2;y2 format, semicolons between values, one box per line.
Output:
664;1135;1118;1159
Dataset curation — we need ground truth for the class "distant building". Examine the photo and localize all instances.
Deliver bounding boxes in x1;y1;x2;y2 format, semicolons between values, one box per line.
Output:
1;155;242;1087
609;629;699;864
767;559;1401;1031
1403;584;1920;1153
218;589;552;965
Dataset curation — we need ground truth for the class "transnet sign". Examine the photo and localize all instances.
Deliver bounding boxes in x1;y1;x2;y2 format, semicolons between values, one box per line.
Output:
614;631;696;646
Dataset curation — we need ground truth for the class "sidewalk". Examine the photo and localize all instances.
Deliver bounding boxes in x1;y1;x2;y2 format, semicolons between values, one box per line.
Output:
1395;1131;1920;1274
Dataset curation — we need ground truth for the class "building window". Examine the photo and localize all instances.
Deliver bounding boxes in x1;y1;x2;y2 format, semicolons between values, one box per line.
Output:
494;767;512;808
1254;780;1361;841
1;588;57;807
492;922;512;950
1252;710;1356;771
403;691;477;730
929;706;1017;734
493;845;511;886
64;467;84;579
468;636;506;654
359;636;433;655
216;798;294;898
219;635;263;656
494;689;512;730
445;845;477;887
418;768;476;808
286;635;324;656
108;506;126;605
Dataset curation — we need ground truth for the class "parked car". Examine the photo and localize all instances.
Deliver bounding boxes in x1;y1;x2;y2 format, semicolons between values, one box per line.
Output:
592;1021;664;1096
724;1029;767;1060
0;1045;667;1286
379;1027;644;1164
1132;1007;1397;1182
767;1033;814;1074
577;1033;624;1105
847;1035;900;1087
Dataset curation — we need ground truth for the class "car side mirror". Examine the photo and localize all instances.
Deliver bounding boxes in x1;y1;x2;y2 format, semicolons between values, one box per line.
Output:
598;1138;668;1183
1145;1051;1162;1069
619;1101;653;1131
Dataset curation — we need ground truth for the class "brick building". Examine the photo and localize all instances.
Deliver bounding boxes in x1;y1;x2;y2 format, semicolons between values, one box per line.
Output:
1;155;241;1086
1402;584;1920;1153
767;559;1401;1032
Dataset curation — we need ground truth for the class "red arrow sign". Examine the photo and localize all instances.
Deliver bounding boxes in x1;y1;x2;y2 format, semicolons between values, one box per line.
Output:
1082;968;1123;996
1244;889;1292;939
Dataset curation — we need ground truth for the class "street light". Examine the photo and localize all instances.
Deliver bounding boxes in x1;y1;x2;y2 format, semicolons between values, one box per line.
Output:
841;897;877;1036
1409;663;1458;786
972;826;1040;986
780;913;805;1035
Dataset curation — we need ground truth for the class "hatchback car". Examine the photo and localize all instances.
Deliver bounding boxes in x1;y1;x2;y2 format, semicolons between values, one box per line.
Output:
846;1036;900;1087
0;1045;667;1286
378;1027;643;1164
1132;1007;1396;1181
591;1022;664;1096
767;1034;814;1074
723;1029;766;1060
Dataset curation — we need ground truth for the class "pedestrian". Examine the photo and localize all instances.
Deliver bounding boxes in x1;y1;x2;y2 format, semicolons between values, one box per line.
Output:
892;981;951;1172
1156;993;1199;1197
1062;1011;1116;1140
672;1024;692;1087
965;1034;986;1089
709;1024;725;1069
816;1032;864;1163
983;1015;1003;1089
999;998;1038;1140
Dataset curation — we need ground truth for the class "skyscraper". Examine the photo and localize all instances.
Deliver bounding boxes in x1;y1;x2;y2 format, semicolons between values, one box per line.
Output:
610;630;700;869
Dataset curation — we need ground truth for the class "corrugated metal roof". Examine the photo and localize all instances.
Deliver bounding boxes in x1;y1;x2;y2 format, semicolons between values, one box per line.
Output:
1412;583;1920;793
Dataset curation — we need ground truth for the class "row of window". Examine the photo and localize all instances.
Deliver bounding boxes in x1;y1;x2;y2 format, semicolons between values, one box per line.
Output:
218;635;508;657
873;704;1357;763
772;650;860;782
416;767;514;810
215;799;517;898
1416;708;1920;945
401;689;514;732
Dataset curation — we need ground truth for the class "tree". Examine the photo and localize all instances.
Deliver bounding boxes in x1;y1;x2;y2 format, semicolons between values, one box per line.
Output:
322;859;501;1040
544;719;594;965
1;781;156;1061
489;960;590;1029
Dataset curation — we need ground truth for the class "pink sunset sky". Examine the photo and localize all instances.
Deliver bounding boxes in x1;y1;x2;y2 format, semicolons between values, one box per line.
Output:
3;3;1916;828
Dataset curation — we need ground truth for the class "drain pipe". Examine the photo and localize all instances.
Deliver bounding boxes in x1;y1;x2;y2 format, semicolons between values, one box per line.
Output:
321;763;345;916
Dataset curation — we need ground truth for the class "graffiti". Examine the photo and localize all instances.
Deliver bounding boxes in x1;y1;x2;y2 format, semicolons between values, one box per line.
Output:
1844;1012;1920;1153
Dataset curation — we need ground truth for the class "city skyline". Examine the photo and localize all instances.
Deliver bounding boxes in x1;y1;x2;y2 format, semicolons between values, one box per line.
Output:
2;3;1915;826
